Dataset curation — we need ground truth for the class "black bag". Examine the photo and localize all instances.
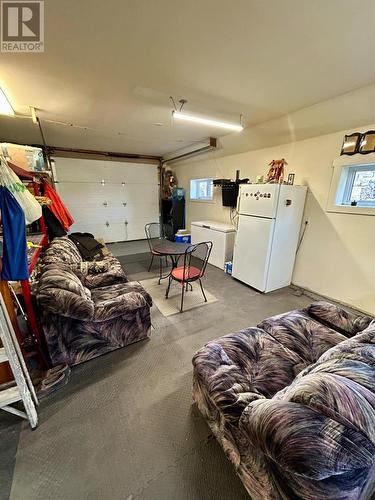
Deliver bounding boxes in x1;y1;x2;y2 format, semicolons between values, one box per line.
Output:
69;232;104;260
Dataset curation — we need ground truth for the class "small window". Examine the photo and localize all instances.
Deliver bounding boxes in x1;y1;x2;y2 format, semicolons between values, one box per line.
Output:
336;164;375;208
190;178;213;201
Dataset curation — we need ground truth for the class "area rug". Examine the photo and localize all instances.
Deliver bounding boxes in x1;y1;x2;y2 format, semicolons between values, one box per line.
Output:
139;277;218;316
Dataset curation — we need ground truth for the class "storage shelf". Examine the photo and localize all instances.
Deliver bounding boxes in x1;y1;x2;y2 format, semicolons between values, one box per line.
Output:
0;348;8;363
0;386;21;406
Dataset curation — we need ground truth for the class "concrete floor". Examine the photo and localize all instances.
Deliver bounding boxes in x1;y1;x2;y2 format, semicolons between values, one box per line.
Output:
107;240;149;257
0;253;313;500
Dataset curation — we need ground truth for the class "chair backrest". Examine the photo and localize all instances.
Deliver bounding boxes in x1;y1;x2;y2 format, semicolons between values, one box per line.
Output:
182;241;213;280
145;222;161;251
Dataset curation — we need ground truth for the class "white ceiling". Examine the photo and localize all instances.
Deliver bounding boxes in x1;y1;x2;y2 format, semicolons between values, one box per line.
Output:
1;0;375;156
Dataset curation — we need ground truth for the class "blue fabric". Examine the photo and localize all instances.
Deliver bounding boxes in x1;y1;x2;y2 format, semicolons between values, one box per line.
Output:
0;186;29;280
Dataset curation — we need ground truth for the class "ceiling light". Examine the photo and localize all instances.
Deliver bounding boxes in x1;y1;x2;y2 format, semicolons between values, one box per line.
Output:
173;111;243;132
0;87;14;116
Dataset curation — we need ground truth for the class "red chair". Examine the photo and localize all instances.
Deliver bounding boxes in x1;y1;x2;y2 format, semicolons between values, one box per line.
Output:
165;241;213;313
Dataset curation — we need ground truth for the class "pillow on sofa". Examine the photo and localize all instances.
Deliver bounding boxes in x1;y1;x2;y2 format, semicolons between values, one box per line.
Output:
37;264;94;321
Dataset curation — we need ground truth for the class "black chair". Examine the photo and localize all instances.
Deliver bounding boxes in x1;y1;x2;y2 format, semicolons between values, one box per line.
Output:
145;222;166;284
165;241;213;313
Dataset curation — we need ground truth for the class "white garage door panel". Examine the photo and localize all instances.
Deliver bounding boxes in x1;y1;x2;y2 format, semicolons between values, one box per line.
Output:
57;182;158;205
68;203;159;225
55;158;157;184
71;222;147;242
53;157;159;243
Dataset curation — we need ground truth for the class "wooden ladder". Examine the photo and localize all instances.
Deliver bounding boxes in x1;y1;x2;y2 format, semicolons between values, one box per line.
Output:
0;293;38;429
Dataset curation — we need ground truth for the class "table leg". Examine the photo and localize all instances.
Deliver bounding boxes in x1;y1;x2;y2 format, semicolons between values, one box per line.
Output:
158;255;174;284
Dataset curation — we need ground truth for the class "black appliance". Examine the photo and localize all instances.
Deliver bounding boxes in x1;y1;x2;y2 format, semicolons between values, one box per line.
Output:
161;188;185;241
221;183;239;207
213;170;249;208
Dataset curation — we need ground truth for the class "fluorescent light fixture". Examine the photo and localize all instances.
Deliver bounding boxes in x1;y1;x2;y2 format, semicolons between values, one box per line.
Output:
173;111;243;131
0;87;14;116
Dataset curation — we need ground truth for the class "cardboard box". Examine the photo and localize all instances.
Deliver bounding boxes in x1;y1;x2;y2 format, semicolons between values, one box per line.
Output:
0;143;44;171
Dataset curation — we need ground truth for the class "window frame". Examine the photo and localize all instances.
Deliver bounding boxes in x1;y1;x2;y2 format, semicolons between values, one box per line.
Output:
189;177;214;203
327;154;375;216
341;165;375;207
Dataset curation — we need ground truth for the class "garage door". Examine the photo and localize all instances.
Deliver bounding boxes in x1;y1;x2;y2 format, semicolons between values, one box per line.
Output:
53;157;159;242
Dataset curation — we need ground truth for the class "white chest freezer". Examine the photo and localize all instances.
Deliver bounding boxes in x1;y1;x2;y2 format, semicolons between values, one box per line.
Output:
191;220;236;270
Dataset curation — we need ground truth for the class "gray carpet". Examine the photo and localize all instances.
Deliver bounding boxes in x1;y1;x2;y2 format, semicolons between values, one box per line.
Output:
1;254;313;500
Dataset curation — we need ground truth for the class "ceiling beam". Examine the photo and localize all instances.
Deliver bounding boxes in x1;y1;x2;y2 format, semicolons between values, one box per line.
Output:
46;146;162;165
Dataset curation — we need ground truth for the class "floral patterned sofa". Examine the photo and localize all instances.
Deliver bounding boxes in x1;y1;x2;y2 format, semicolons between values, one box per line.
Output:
37;237;152;366
192;301;375;499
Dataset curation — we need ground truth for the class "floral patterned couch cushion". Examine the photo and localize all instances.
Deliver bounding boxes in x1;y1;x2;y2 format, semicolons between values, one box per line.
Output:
307;300;373;336
192;302;375;500
258;308;349;366
43;236;82;265
91;282;152;321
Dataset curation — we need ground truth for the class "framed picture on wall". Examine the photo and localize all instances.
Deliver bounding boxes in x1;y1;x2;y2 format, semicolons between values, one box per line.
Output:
340;133;362;155
287;173;295;185
358;131;375;154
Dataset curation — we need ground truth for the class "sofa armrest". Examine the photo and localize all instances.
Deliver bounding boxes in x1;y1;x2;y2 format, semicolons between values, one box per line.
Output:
37;288;95;321
193;333;266;425
192;328;302;426
239;399;375;480
308;301;373;337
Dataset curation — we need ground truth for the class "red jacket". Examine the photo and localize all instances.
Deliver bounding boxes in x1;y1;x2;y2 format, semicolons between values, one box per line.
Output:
43;180;74;231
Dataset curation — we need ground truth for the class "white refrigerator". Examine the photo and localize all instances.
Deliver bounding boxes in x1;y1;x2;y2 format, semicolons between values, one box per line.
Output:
232;184;307;292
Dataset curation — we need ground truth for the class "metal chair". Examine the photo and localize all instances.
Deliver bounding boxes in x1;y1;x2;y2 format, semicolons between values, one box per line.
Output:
145;222;166;283
165;241;213;313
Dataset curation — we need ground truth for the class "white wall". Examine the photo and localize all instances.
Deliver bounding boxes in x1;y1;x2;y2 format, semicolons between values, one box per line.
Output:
174;124;375;315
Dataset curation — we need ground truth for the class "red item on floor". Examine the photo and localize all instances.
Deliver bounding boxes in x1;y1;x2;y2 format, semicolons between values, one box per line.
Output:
43;180;74;231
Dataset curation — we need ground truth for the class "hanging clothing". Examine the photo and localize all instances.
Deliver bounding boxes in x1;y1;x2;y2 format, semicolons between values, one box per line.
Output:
42;180;74;231
0;156;42;224
0;186;29;280
42;206;67;240
8;161;34;180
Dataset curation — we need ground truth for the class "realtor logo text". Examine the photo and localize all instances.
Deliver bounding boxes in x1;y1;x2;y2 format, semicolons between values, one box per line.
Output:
1;1;44;52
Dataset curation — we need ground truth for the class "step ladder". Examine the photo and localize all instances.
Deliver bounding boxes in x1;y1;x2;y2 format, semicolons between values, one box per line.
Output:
0;293;38;429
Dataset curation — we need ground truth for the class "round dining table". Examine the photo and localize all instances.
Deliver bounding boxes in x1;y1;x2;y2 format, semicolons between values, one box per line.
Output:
152;241;192;283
